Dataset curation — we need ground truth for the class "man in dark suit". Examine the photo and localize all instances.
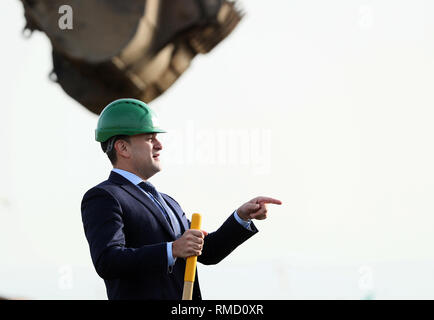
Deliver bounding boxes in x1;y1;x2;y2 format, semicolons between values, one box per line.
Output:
81;98;282;300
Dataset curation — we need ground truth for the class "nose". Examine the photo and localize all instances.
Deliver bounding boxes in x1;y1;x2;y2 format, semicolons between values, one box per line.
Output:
154;137;163;151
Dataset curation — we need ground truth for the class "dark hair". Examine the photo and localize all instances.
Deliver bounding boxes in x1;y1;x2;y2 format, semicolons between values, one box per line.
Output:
100;135;131;165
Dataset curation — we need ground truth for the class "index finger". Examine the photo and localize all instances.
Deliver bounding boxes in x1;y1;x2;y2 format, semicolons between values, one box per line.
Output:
254;197;282;205
188;229;205;238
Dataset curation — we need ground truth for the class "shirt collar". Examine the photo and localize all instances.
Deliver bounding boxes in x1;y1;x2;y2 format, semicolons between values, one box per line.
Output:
112;168;143;186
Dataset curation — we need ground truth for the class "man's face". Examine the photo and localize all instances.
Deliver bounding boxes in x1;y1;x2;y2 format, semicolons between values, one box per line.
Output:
128;133;163;180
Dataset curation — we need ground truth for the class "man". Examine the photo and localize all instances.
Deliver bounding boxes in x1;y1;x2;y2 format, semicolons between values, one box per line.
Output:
81;98;282;300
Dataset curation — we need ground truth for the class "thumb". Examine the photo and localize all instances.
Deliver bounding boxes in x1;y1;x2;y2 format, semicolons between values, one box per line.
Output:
245;202;261;212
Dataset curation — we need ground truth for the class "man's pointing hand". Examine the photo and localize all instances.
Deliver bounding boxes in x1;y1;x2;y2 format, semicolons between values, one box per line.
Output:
237;196;282;221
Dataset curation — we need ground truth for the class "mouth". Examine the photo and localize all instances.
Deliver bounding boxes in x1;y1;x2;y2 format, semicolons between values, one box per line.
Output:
153;153;160;160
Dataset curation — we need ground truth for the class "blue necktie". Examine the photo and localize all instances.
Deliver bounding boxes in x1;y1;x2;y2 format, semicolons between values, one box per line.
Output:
138;181;181;237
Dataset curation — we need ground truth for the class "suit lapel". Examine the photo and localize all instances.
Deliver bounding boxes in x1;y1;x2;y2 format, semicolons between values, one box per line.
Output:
162;194;189;233
108;172;176;239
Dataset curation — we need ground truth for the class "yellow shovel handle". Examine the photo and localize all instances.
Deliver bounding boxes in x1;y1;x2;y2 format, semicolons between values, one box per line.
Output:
182;213;202;300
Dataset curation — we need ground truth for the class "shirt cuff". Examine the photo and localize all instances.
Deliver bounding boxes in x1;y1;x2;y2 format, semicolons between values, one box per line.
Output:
167;242;177;267
234;210;253;231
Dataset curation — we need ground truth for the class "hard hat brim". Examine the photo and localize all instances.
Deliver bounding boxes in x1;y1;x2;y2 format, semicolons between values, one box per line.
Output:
95;127;167;142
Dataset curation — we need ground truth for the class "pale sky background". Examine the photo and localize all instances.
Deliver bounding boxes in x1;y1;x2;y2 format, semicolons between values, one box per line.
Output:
1;0;434;299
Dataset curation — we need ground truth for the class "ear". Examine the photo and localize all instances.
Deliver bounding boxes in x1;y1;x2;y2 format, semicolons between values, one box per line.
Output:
114;139;131;159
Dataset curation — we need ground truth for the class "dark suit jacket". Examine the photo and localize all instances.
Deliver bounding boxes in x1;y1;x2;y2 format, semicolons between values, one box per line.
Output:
81;171;258;300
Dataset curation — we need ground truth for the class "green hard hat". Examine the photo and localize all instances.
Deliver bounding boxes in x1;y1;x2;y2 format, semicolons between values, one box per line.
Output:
95;98;166;142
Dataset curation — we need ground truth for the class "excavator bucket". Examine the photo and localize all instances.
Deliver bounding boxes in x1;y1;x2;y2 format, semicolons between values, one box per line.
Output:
20;0;243;114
